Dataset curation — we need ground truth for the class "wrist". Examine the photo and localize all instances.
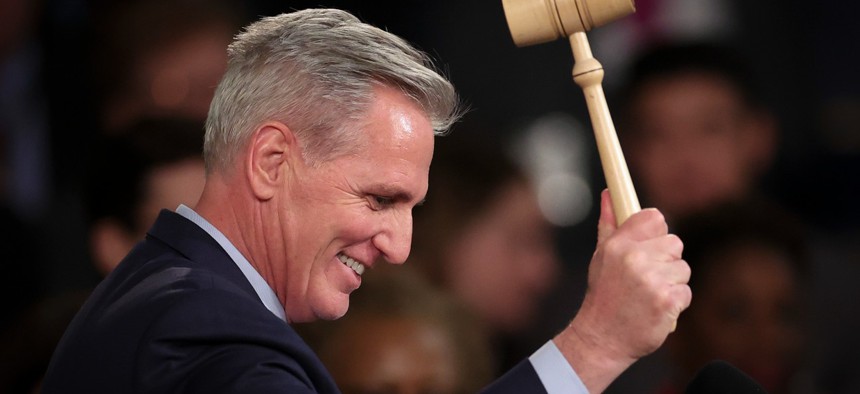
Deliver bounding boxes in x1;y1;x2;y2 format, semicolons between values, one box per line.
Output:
553;314;636;393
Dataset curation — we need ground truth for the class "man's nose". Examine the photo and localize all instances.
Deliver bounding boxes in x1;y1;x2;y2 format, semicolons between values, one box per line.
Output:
373;211;413;265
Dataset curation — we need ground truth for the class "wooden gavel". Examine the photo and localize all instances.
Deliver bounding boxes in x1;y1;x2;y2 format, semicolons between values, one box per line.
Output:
502;0;640;226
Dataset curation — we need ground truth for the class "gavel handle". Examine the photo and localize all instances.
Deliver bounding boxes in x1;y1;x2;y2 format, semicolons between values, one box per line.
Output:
569;32;641;225
569;31;677;332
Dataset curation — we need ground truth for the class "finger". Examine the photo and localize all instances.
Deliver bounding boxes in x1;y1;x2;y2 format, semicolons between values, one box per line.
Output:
617;208;669;241
597;189;617;245
653;258;692;286
666;283;692;333
672;258;691;285
638;234;684;262
668;283;693;322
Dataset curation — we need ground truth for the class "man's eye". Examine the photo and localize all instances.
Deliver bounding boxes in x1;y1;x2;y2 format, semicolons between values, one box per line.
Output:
370;195;394;210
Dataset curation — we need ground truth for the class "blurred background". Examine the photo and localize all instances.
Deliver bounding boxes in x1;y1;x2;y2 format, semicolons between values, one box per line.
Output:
0;0;858;393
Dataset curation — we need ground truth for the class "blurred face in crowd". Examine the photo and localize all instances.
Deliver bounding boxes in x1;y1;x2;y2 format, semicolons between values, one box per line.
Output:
674;243;805;394
626;73;774;220
91;158;206;275
443;179;559;333
273;87;434;322
320;315;460;394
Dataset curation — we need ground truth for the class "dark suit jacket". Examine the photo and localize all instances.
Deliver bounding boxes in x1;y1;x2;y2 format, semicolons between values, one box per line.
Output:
41;210;546;393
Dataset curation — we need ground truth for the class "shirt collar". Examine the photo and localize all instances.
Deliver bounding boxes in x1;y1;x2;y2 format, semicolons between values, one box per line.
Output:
175;204;287;322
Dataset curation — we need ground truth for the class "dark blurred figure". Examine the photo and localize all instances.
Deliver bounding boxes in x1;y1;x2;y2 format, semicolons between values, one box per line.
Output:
0;117;206;393
0;288;89;394
299;270;495;394
606;40;790;394
612;35;860;394
37;0;246;298
84;118;207;275
0;0;43;323
89;0;247;132
662;201;814;394
1;0;56;223
0;205;43;336
405;131;562;374
617;41;779;225
0;0;66;341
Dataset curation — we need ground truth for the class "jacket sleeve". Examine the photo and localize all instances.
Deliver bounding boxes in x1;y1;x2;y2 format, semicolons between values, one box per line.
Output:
480;360;548;394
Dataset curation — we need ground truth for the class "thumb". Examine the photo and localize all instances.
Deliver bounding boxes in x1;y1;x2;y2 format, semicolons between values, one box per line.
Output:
597;189;618;244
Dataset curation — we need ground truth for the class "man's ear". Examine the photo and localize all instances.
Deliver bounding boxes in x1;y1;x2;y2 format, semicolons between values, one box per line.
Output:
247;121;299;200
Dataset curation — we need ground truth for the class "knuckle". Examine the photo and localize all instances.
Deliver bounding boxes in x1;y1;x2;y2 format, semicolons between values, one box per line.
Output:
661;234;684;259
643;208;667;227
677;285;693;313
630;211;667;238
666;234;683;251
622;249;648;270
655;287;674;312
678;259;692;282
684;285;693;307
603;237;625;258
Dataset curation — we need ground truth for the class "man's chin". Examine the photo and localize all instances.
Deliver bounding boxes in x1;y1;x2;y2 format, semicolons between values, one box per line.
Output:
285;298;349;323
311;300;350;321
316;309;348;321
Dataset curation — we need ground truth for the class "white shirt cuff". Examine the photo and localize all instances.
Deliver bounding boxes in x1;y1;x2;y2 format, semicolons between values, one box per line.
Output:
528;340;589;394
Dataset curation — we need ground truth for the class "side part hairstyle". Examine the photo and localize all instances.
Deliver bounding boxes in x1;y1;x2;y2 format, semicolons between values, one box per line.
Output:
204;8;463;172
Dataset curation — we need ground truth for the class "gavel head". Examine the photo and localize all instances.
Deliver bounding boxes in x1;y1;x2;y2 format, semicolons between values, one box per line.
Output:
502;0;635;46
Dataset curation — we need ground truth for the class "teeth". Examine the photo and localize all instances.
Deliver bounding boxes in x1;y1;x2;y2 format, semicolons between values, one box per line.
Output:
337;253;366;276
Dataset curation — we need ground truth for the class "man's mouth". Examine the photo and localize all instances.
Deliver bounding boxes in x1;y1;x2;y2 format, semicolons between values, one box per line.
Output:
337;253;366;276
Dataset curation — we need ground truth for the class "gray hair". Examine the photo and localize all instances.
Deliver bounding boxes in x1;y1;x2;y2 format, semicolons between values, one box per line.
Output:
204;8;462;172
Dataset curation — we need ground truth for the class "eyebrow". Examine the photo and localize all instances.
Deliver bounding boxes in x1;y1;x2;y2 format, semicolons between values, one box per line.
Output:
371;184;424;206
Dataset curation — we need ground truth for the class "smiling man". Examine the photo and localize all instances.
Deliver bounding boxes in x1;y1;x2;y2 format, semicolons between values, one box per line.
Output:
42;8;691;394
199;85;435;323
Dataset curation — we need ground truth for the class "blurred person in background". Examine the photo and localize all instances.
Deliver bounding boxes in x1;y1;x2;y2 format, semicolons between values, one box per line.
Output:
89;0;246;133
606;40;787;394
36;0;245;298
84;117;207;275
299;270;495;394
405;131;562;374
0;0;84;345
0;117;206;393
0;0;49;223
613;38;860;394
617;41;779;225
662;200;814;394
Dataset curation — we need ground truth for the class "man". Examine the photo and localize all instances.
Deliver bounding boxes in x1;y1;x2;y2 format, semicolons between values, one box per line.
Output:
42;8;691;393
617;41;778;224
86;117;207;276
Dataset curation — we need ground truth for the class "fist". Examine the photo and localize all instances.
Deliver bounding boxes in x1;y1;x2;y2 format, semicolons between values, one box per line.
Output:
578;189;691;360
